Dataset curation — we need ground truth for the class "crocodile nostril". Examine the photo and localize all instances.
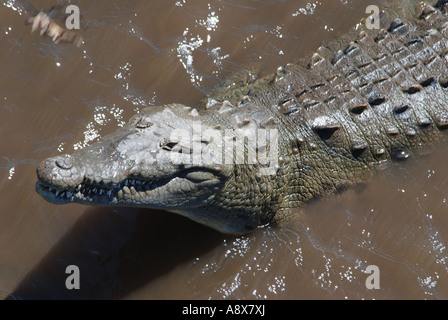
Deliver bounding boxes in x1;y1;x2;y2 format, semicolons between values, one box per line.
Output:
55;155;73;170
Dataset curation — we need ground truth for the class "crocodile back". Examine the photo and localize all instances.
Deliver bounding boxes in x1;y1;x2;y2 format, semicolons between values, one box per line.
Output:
270;1;448;164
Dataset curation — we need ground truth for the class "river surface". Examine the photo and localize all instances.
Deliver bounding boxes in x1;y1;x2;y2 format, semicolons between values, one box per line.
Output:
1;0;447;299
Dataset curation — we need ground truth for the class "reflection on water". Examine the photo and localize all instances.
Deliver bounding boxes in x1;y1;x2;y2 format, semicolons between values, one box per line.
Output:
0;0;447;299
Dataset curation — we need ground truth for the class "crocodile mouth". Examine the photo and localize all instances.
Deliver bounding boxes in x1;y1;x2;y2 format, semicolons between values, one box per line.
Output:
35;175;165;205
35;168;223;206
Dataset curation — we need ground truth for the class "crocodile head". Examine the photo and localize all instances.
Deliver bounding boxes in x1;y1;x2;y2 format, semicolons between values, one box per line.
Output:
36;103;278;234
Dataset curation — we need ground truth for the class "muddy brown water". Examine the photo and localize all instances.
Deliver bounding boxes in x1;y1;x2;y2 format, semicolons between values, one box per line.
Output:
0;0;447;300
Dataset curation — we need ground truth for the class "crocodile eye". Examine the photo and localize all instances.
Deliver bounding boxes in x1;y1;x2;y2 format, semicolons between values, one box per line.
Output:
159;138;178;151
135;116;153;129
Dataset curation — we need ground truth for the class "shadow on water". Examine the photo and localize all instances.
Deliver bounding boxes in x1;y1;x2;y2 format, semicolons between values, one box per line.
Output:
8;207;225;299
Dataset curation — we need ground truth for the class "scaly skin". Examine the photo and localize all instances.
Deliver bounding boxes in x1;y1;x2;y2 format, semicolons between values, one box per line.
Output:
36;1;448;234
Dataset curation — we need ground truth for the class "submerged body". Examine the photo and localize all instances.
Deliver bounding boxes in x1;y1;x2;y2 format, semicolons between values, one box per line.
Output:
36;1;448;234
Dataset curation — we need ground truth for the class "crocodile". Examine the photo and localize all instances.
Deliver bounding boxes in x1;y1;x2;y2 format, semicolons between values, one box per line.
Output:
36;0;448;234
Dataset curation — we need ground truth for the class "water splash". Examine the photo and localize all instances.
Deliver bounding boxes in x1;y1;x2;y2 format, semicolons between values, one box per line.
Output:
176;29;204;86
2;0;25;15
7;167;15;180
114;62;154;107
292;1;321;16
73;104;126;151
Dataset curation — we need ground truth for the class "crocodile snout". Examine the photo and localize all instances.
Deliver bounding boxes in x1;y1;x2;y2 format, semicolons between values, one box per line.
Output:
37;154;85;189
